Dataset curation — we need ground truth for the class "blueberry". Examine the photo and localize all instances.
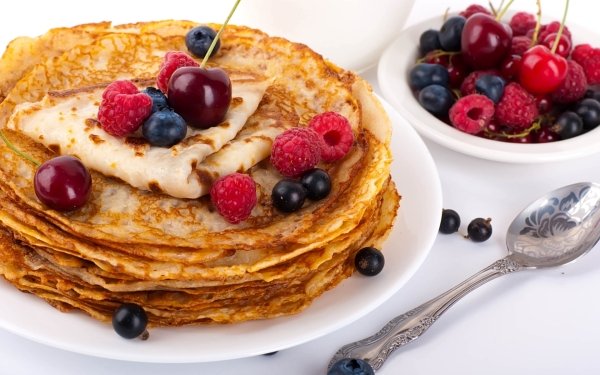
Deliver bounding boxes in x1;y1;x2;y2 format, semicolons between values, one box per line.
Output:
185;26;220;58
419;29;442;56
584;89;600;102
475;75;506;104
272;180;306;213
409;63;449;90
328;358;375;375
142;110;187;148
354;247;384;276
438;16;466;52
574;98;600;130
418;84;454;116
142;87;169;113
466;218;492;242
440;208;461;234
112;303;149;340
552;111;583;139
300;168;331;200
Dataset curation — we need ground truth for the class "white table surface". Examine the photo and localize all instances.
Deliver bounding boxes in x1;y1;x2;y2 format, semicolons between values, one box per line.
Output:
1;1;599;374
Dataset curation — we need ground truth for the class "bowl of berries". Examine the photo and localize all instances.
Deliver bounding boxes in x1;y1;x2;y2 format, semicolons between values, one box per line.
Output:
378;1;600;163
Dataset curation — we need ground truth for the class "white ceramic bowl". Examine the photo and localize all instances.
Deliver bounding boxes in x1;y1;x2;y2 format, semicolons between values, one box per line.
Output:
234;0;415;72
377;14;600;163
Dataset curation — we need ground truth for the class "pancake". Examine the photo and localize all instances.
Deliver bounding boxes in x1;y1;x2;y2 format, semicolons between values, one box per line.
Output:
0;21;400;327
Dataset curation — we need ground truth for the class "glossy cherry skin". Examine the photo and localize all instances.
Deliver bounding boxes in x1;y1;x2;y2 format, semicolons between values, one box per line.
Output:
500;55;522;81
519;45;568;95
167;66;232;129
541;33;572;58
34;155;92;211
461;14;513;69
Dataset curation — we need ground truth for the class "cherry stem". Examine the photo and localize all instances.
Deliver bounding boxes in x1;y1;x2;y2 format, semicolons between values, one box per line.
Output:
199;0;242;68
530;0;542;47
488;0;498;17
496;0;514;20
415;50;459;64
551;0;570;54
486;119;542;139
0;129;40;167
442;7;449;22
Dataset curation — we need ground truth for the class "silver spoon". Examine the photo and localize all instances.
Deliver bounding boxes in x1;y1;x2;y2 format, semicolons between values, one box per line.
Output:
329;182;600;373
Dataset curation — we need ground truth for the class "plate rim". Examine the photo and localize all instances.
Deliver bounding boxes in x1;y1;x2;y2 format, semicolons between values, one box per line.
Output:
0;96;442;363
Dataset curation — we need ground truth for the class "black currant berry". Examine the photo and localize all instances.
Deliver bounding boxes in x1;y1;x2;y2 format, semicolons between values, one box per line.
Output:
354;247;385;276
112;303;149;340
466;218;492;242
439;209;461;234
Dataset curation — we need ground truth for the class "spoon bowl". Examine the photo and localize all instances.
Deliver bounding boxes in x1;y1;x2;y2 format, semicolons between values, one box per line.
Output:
330;182;600;373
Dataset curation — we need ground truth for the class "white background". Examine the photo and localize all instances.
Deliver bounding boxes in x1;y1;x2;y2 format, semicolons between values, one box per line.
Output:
1;0;600;374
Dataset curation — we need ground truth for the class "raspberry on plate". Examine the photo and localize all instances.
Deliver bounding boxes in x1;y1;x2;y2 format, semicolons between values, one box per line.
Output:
551;60;587;104
156;51;199;93
210;173;257;224
98;80;153;137
571;44;593;65
579;49;600;85
271;127;322;177
449;94;495;134
308;112;354;163
495;82;539;129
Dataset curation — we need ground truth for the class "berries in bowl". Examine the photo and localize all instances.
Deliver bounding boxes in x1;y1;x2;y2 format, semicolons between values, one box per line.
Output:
378;1;600;163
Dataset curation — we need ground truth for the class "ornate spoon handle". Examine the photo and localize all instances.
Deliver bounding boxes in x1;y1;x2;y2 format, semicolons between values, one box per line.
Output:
329;256;522;372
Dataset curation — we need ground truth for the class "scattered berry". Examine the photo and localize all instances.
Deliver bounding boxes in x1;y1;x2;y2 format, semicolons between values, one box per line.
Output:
328;358;375;375
494;83;538;129
418;84;454;116
142;87;170;113
550;60;587;104
409;63;449;90
34;156;92;211
156;51;199;93
475;75;506;103
449;94;495;134
438;16;466;52
98;80;152;137
308;112;354;163
142;110;187;147
550;111;584;139
210;173;257;224
112;303;149;340
271;179;306;213
509;12;536;36
459;4;491;19
185;26;220;58
271;127;321;177
466;218;492;242
574;98;600;130
300;168;331;201
354;247;385;277
419;29;442;56
439;208;461;234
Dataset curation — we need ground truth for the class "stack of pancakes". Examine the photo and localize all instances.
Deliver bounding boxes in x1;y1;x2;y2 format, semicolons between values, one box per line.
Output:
0;21;399;326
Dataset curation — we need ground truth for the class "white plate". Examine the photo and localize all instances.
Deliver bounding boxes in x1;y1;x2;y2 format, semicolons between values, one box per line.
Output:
378;15;600;163
0;98;442;363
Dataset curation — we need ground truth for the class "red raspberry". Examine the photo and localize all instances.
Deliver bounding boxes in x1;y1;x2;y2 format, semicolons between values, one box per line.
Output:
271;128;321;177
308;112;354;163
510;36;532;56
460;70;499;96
539;22;571;42
509;12;536;36
579;49;600;85
571;44;593;65
97;80;152;137
210;173;257;224
449;94;495;134
156;51;199;93
550;60;587;104
459;4;491;18
495;82;539;129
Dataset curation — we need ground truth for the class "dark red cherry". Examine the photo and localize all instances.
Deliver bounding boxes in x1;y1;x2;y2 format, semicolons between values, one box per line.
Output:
461;14;513;69
534;127;561;143
34;155;92;211
500;55;522;81
541;33;572;58
167;66;232;129
519;45;568;95
447;54;469;87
